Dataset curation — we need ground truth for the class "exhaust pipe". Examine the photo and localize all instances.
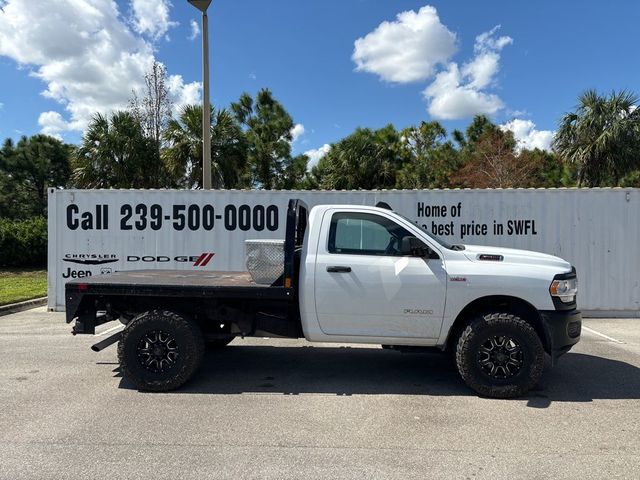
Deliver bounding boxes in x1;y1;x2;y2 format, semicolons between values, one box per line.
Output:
91;331;123;352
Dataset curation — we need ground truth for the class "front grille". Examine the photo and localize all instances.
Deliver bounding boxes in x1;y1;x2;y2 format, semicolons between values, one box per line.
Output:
568;321;581;338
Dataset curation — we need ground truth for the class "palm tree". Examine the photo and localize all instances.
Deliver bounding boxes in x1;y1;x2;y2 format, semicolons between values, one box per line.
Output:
163;105;203;188
396;121;460;189
73;111;163;188
314;125;406;190
163;105;248;189
212;108;249;189
231;89;298;189
1;136;72;218
553;90;640;186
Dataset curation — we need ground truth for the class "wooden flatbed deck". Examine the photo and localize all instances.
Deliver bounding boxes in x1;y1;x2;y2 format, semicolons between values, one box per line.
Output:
76;270;261;288
66;270;293;302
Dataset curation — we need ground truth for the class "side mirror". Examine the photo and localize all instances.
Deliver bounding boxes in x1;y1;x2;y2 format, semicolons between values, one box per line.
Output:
400;236;435;258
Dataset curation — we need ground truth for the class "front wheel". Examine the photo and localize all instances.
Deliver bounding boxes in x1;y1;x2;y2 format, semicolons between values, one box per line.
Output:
455;312;544;398
117;309;205;392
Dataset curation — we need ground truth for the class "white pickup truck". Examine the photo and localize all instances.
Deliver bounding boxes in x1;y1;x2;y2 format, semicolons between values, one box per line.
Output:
65;199;581;398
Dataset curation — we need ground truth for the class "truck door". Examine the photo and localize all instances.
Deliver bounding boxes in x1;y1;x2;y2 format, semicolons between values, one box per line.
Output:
314;210;447;339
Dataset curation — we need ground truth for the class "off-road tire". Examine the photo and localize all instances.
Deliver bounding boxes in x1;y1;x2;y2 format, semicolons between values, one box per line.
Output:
118;309;205;392
206;336;235;349
455;312;544;398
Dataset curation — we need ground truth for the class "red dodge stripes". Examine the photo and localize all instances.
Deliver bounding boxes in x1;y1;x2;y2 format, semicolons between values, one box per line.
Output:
193;252;215;267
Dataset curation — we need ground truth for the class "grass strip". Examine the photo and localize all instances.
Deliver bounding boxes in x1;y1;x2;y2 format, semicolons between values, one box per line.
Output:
0;268;47;306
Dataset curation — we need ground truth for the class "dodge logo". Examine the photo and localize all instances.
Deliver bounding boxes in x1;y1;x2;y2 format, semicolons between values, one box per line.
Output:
126;253;215;267
193;253;215;267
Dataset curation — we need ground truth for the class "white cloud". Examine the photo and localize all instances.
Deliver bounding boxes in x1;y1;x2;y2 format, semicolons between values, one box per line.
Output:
290;123;305;143
353;7;515;120
352;6;457;83
0;0;198;136
188;19;200;40
304;144;331;169
508;109;529;117
423;25;512;120
131;0;177;40
167;74;201;114
501;119;554;151
462;52;499;90
38;111;68;139
474;26;513;53
423;63;504;120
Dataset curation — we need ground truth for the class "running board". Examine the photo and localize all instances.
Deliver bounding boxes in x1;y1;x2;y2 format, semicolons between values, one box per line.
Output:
91;331;123;352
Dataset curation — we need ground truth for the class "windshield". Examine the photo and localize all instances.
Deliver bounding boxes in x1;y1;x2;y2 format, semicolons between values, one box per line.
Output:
395;213;457;250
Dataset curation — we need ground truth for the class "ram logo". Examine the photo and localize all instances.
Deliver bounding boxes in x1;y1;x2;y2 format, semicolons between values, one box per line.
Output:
403;308;433;315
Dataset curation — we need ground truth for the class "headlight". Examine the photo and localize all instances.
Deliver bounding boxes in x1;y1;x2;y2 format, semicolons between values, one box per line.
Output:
549;277;578;303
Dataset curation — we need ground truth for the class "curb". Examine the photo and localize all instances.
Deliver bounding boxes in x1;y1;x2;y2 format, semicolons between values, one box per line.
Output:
0;297;48;317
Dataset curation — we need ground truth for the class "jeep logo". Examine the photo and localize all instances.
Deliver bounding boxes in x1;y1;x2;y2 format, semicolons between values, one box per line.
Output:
62;268;92;279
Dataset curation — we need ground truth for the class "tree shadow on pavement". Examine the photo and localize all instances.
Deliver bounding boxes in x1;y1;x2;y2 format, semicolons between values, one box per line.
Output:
526;351;640;408
117;345;640;407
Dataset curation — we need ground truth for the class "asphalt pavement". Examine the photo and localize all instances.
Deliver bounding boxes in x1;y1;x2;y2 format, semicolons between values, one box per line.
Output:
0;308;639;479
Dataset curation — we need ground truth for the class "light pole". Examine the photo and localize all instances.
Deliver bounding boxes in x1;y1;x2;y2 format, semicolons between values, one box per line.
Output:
188;0;212;189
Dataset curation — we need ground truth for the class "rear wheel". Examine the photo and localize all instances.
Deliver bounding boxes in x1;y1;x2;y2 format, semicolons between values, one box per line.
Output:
455;312;544;398
118;309;205;392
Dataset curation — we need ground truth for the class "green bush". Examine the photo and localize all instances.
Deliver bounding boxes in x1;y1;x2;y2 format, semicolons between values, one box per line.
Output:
620;170;640;187
0;217;47;267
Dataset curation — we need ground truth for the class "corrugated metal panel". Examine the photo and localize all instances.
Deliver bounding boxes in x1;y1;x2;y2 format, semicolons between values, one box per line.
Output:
47;188;640;314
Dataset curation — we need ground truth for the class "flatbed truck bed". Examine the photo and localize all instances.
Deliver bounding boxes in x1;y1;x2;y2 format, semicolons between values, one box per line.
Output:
65;269;292;299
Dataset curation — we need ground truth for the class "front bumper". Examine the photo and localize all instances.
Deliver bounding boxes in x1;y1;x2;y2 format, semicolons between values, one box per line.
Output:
539;309;582;364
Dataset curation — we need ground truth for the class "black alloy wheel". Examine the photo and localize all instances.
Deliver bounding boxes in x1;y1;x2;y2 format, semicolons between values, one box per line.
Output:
455;312;544;398
476;334;524;380
136;330;179;373
118;310;205;392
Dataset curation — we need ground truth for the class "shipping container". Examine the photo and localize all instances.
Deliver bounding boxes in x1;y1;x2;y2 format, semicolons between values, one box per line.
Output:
47;188;640;315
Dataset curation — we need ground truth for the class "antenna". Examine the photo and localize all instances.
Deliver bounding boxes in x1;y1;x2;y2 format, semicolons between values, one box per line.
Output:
375;201;392;210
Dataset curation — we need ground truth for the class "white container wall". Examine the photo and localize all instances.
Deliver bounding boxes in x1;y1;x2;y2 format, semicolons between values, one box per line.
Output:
48;188;640;315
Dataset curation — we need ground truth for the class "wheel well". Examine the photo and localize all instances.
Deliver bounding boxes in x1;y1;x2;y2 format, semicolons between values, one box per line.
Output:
445;296;549;353
112;298;237;336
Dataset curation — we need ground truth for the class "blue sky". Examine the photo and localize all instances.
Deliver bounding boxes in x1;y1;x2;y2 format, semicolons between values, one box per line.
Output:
1;0;639;163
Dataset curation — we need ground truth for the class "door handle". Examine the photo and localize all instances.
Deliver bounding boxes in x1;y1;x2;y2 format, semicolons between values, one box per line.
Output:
326;266;352;273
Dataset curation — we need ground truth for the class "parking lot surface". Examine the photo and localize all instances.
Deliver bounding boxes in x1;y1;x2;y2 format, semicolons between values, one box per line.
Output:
1;308;639;479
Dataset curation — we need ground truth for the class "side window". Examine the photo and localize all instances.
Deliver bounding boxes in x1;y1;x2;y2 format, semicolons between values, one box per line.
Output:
328;212;416;256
